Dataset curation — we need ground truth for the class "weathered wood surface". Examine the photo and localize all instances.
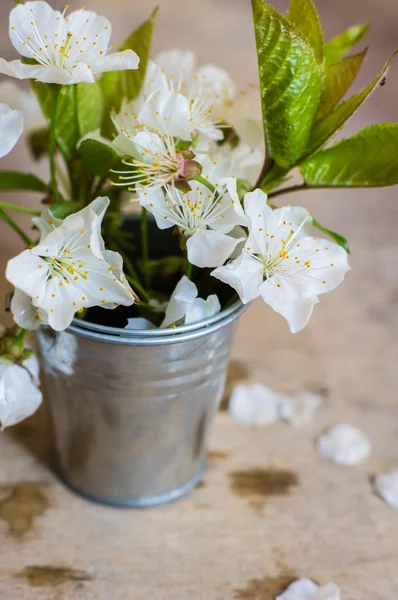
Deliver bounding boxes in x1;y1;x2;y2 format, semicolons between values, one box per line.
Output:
0;0;398;598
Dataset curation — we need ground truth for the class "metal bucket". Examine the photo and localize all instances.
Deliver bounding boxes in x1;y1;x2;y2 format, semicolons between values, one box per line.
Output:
36;301;245;508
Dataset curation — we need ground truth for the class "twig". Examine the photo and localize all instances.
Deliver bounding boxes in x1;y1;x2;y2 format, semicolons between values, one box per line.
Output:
268;184;309;200
253;156;274;190
49;92;61;203
141;207;150;290
0;203;40;216
0;208;32;246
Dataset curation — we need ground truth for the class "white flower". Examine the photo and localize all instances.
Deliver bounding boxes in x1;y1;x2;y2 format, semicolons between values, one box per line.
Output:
276;579;341;600
229;383;280;427
0;359;42;430
107;88;204;192
212;190;350;333
225;84;264;148
154;50;265;153
138;158;246;268
153;50;233;150
160;276;220;328
6;197;136;332
0;81;45;135
0;1;139;85
0;103;23;159
374;471;398;509
279;392;322;428
317;424;372;466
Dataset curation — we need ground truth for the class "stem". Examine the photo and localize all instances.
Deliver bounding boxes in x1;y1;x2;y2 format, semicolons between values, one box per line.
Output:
185;261;193;279
253;156;274;190
0;208;32;245
14;327;27;346
196;175;216;195
268;184;309;200
49;92;60;203
126;275;150;303
91;176;107;200
122;251;150;303
0;202;40;216
141;207;150;289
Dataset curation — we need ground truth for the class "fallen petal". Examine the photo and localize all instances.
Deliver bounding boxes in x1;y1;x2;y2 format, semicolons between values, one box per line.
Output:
229;383;280;427
374;470;398;509
276;579;341;600
279;392;322;428
317;424;372;466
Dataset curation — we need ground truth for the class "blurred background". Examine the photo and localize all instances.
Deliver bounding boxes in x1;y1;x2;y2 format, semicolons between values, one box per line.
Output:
0;0;397;393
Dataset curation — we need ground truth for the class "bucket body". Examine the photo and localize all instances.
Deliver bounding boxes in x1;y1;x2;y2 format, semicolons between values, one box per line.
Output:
36;302;245;507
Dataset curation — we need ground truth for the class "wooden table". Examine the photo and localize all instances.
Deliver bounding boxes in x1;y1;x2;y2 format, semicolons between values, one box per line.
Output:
0;0;398;598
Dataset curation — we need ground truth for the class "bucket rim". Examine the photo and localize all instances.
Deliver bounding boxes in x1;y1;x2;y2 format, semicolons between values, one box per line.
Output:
65;300;246;346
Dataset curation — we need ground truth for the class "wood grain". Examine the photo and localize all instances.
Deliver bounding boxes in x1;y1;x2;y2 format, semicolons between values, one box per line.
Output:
0;1;397;598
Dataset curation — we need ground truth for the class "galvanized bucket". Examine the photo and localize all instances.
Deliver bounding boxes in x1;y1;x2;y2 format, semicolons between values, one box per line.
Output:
36;301;245;508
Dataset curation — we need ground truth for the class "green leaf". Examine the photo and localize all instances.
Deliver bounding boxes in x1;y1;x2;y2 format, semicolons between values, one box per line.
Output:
324;22;369;65
316;49;367;120
76;82;104;139
118;6;158;100
313;219;350;253
101;8;158;136
306;53;396;156
251;0;323;169
287;0;324;63
0;171;47;193
79;139;119;177
32;83;78;159
31;81;104;160
50;201;80;219
300;123;398;187
260;163;291;194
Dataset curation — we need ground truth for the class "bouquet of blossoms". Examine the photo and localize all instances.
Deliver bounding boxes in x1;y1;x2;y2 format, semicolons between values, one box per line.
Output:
0;0;397;431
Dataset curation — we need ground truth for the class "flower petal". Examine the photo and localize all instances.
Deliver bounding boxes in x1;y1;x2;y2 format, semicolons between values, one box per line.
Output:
0;363;42;430
9;1;62;59
138;187;174;230
317;424;372;466
92;50;140;74
160;276;198;328
0;103;23;158
32;208;62;240
284;236;350;297
125;318;157;330
154;49;196;85
67;9;112;55
229;383;280;427
0;58;94;84
11;289;47;331
139;90;191;141
374;471;398;509
276;579;341;600
6;250;48;300
185;295;221;324
187;229;245;268
212;250;263;304
0;81;45;134
195;64;236;103
279;392;322;428
243;188;271;255
259;276;319;333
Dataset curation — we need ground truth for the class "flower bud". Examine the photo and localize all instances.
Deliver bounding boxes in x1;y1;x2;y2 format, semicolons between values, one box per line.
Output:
179;157;203;182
